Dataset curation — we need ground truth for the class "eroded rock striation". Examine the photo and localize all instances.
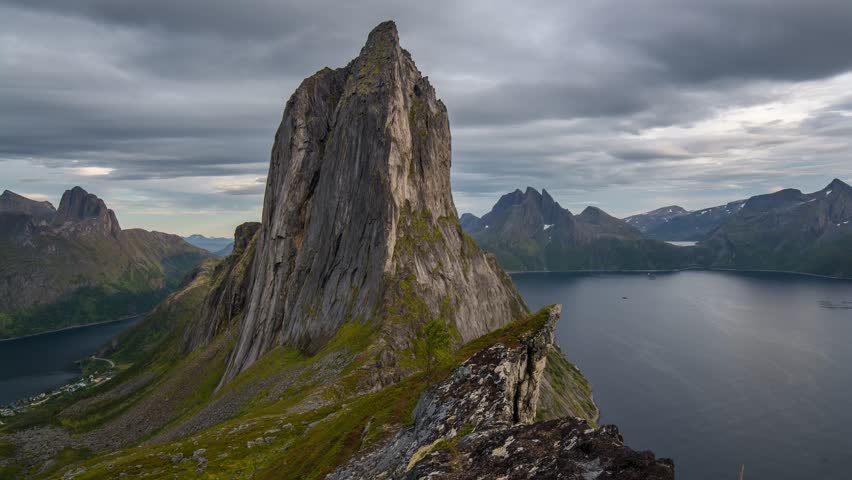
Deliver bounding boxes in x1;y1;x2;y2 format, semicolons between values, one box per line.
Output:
184;221;261;351
330;305;674;479
222;21;525;382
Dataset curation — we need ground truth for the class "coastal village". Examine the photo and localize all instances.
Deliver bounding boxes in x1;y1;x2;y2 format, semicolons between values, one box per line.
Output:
0;356;115;421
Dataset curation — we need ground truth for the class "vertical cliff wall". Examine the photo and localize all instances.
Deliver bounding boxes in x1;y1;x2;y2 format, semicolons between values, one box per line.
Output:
222;22;526;383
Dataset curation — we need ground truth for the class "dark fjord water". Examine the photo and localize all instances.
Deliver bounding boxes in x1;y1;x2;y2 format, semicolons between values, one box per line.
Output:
0;316;141;405
512;271;852;480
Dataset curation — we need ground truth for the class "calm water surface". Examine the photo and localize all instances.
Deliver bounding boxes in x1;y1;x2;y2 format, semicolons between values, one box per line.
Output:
513;271;852;480
0;317;141;405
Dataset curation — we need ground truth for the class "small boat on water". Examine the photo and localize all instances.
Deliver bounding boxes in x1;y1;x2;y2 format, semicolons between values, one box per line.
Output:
647;272;657;280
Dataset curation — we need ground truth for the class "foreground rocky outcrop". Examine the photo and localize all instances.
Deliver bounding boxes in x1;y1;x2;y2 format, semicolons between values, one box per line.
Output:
331;305;673;479
222;21;525;382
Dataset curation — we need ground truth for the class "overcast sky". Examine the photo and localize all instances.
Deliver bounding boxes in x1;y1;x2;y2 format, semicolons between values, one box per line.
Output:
2;0;852;237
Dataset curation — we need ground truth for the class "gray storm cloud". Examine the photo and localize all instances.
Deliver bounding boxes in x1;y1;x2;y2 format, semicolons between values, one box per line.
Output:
1;0;851;235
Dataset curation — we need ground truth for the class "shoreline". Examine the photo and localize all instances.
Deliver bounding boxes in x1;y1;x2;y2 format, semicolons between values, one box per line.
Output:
508;267;852;281
0;314;145;343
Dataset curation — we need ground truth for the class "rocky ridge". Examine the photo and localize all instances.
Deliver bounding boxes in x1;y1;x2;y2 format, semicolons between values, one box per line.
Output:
184;221;261;351
0;190;55;222
624;201;744;241
701;178;852;276
330;305;673;479
622;205;686;234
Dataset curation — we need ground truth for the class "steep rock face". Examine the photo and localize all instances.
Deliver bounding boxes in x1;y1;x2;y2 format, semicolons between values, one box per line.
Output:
222;21;525;382
184;222;261;351
53;186;121;237
330;306;673;479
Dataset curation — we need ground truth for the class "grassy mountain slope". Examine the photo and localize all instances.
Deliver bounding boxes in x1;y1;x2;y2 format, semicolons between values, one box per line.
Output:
0;222;597;479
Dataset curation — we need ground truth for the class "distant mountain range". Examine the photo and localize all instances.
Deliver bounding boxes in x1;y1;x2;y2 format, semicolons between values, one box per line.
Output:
700;179;852;276
623;201;746;241
463;179;852;278
0;187;210;338
461;187;696;271
183;234;234;256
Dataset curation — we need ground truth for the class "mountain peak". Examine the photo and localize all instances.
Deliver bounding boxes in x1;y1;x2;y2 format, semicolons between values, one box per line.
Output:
651;205;687;215
827;178;851;191
54;186;120;236
221;23;525;383
579;205;604;216
577;206;617;224
364;20;399;48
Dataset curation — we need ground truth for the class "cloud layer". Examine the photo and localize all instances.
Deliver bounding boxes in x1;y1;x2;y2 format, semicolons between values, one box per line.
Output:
2;0;851;235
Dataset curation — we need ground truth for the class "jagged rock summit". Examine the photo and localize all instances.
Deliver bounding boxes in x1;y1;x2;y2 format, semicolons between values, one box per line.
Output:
53;186;121;237
222;21;526;382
